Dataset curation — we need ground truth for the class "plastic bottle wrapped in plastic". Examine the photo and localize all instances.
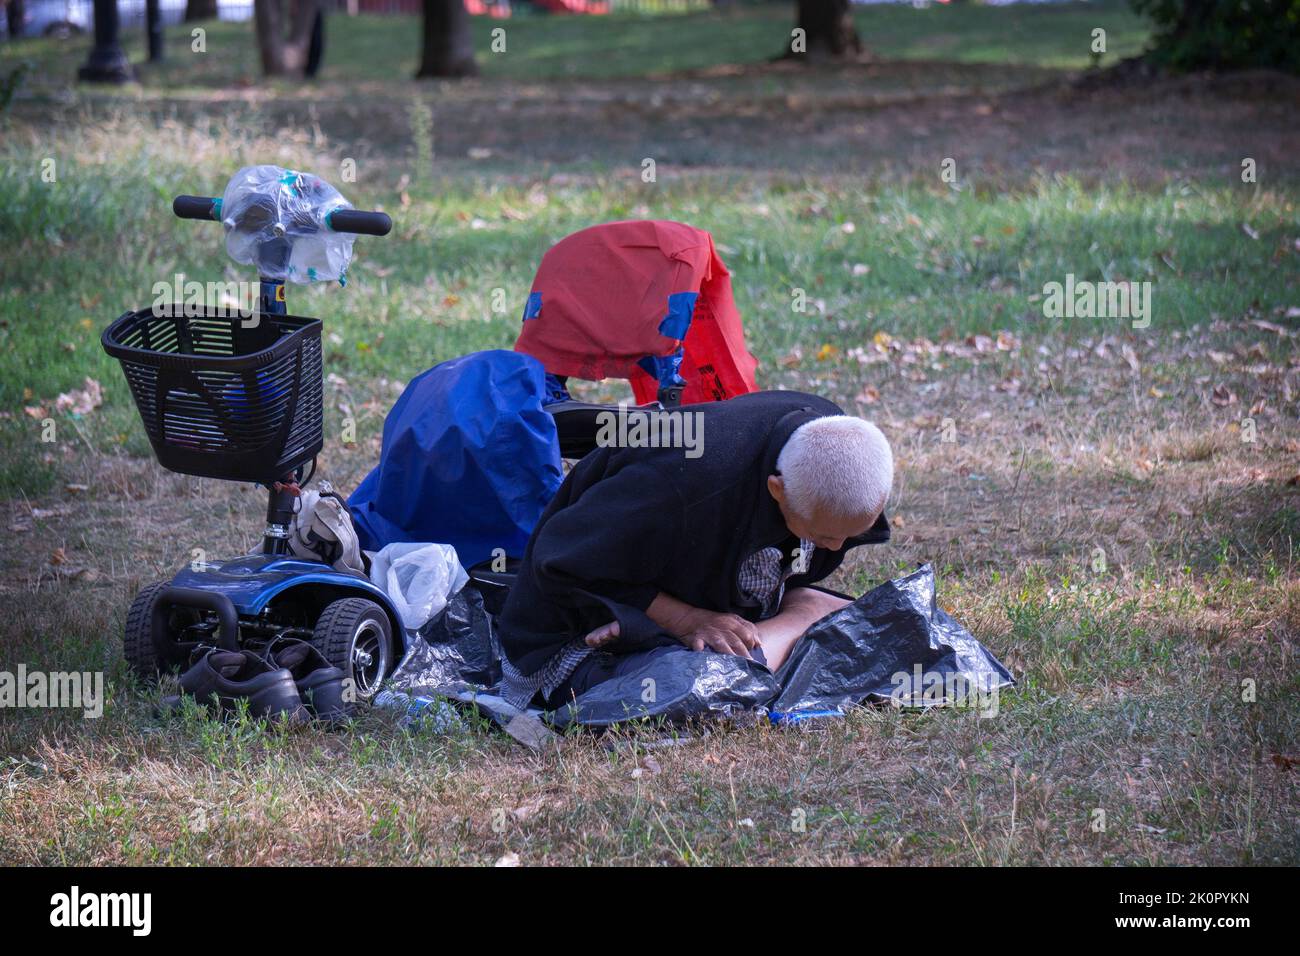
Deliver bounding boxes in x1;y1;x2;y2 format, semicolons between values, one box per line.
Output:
219;165;356;284
372;690;465;733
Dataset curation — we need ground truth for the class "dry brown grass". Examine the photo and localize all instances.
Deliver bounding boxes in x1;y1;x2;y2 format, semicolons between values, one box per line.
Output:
2;317;1296;866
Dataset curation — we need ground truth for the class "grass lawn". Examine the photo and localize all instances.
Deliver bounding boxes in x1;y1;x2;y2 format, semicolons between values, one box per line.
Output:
1;2;1298;865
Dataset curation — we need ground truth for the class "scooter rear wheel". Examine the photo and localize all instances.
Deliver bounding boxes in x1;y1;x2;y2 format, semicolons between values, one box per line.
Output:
123;581;200;679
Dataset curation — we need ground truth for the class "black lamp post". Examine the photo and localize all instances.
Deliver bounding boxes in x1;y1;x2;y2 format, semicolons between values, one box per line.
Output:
78;0;134;83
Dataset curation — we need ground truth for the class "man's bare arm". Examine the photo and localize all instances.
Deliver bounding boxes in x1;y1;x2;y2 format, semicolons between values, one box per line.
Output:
583;591;760;658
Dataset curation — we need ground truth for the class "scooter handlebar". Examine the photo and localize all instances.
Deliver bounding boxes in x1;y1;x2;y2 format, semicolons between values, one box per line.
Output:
173;195;221;221
326;208;392;236
171;195;391;236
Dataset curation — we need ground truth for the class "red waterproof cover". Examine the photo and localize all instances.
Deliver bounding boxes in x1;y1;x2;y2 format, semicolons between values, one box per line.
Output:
513;220;759;405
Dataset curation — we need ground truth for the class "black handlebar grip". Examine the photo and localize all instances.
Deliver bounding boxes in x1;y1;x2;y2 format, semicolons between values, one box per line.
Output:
327;209;392;236
173;195;221;221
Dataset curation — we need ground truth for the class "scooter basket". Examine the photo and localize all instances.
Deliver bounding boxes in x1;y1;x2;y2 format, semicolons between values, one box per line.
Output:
102;307;324;483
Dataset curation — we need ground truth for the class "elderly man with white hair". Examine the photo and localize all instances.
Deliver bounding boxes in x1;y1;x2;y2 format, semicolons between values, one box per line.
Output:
496;390;893;711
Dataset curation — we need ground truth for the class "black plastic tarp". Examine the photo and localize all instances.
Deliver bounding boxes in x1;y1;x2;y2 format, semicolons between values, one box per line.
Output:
383;563;1013;732
770;564;1014;714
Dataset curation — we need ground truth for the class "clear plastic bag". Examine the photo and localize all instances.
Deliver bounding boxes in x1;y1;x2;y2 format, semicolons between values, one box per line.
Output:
219;165;356;284
367;542;469;632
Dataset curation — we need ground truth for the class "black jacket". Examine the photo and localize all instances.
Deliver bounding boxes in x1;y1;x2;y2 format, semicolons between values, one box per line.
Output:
497;390;891;676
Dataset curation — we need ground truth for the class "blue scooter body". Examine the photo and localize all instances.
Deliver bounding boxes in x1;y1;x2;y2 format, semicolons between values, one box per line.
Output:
168;553;407;654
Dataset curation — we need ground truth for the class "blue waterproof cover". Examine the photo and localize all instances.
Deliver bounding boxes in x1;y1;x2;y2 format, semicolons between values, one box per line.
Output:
348;350;564;568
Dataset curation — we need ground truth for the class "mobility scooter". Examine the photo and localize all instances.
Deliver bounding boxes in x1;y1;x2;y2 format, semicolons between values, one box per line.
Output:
102;169;402;700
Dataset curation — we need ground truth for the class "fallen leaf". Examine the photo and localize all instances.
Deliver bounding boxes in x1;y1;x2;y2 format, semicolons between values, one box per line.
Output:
511;796;547;822
494;852;521;867
31;505;73;519
54;377;103;416
1210;385;1238;407
1252;319;1291;335
1120;344;1140;373
855;385;880;405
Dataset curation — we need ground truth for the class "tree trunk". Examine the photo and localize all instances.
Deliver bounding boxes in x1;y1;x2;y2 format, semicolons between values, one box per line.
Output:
786;0;861;60
254;0;321;77
185;0;218;21
146;0;164;61
6;0;26;37
304;8;324;78
416;0;477;79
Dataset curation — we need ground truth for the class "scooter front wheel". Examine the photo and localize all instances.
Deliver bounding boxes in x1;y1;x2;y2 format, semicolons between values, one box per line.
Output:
311;598;393;702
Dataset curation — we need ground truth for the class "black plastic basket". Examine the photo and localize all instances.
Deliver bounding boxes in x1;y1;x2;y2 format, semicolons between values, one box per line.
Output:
102;307;324;483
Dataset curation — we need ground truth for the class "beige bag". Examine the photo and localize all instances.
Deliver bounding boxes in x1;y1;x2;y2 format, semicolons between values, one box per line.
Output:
287;481;367;577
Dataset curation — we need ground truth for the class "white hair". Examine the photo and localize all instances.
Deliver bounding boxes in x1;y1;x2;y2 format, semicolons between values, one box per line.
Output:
776;416;893;520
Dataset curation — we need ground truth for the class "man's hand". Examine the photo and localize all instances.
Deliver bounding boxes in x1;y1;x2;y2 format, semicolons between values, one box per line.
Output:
676;609;760;659
584;620;620;649
644;593;761;659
